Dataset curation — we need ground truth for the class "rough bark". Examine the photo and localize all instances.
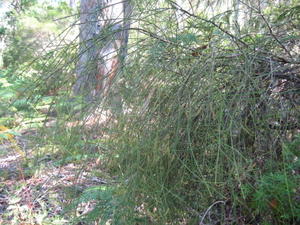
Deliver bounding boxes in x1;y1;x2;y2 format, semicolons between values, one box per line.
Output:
74;0;132;102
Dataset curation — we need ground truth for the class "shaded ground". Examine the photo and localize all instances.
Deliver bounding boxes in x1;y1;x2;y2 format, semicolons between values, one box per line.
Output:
0;128;110;224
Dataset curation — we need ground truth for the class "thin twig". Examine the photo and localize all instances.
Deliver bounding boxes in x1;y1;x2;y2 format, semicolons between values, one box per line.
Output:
199;200;226;225
239;0;293;59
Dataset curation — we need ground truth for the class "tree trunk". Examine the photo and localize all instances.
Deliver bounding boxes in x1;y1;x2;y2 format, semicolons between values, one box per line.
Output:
74;0;132;102
69;0;76;8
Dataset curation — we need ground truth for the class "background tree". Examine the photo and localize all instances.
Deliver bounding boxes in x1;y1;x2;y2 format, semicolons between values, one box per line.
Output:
74;0;132;104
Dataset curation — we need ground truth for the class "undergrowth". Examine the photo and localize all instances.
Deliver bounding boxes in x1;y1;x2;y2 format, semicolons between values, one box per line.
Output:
1;0;300;224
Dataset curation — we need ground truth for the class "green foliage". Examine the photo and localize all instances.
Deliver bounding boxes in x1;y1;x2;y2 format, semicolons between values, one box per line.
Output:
253;173;299;222
103;1;300;224
243;137;300;224
0;67;57;136
2;0;75;69
68;185;139;225
2;0;300;224
70;185;116;224
0;70;25;125
0;26;6;36
284;135;300;158
277;4;300;22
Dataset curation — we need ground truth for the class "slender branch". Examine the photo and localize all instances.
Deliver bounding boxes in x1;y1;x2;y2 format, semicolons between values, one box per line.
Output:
260;13;293;59
239;0;294;59
167;0;248;48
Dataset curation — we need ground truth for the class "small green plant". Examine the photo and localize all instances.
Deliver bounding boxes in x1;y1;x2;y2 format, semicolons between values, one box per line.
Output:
252;172;299;223
69;185;137;225
246;137;300;224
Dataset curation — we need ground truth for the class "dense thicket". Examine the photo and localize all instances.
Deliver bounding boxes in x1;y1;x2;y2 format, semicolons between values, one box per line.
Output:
1;0;299;224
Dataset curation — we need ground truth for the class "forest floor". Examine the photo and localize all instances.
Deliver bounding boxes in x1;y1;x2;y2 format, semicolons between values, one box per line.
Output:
0;127;109;224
